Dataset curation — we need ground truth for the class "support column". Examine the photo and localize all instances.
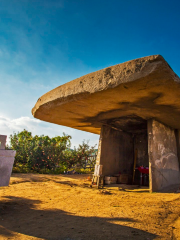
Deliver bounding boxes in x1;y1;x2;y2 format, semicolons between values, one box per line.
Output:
95;125;133;176
148;119;180;192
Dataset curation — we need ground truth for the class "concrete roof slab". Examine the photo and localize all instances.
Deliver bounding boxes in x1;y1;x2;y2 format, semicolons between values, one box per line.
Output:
32;55;180;134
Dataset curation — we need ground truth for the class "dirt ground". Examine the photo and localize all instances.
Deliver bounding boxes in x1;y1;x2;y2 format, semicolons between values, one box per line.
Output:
0;174;180;240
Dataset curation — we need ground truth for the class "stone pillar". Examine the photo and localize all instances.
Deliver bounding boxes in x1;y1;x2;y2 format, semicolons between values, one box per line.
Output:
148;119;180;192
0;135;16;187
95;125;133;176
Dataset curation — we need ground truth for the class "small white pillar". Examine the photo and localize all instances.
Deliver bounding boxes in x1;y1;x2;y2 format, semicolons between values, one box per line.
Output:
0;135;16;187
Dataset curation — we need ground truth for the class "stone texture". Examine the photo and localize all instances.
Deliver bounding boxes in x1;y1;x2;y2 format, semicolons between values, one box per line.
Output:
32;55;180;192
0;150;16;186
175;129;180;169
0;135;16;187
32;55;180;134
134;132;148;167
96;125;133;176
0;135;7;149
95;124;149;183
148;119;180;192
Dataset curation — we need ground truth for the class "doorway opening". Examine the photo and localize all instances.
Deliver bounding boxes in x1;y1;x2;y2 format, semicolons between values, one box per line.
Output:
107;115;149;186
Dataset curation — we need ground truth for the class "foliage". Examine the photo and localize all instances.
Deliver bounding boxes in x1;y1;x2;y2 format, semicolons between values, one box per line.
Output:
63;140;97;170
9;130;97;174
10;130;71;173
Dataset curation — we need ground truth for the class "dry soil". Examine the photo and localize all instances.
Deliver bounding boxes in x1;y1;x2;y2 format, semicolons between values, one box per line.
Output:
0;173;180;240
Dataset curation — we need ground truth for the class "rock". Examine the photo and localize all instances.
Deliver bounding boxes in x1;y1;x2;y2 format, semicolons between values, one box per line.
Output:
32;55;180;134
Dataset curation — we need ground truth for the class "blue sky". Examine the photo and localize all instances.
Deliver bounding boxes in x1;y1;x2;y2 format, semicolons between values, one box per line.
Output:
0;0;180;147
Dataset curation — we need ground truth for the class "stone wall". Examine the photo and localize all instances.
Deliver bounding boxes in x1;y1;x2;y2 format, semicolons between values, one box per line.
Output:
134;132;148;167
96;125;133;176
148;119;180;192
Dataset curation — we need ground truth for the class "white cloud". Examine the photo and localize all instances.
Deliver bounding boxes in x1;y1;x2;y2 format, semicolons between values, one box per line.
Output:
0;116;39;131
0;43;99;149
0;115;99;148
0;115;43;137
0;12;99;149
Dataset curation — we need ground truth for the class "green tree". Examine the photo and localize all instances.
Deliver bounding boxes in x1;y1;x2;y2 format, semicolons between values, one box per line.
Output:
62;140;97;170
10;130;96;173
10;130;32;166
10;130;71;173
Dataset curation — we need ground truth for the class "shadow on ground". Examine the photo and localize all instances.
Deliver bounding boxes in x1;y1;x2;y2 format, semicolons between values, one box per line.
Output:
0;196;157;240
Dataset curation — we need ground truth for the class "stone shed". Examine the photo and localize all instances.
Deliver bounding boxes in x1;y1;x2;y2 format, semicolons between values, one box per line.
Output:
32;55;180;192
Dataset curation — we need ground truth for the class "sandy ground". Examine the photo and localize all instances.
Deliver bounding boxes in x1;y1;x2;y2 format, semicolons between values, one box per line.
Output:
0;173;180;240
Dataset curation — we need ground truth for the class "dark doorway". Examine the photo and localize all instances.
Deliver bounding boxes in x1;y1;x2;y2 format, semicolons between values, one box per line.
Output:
107;115;149;186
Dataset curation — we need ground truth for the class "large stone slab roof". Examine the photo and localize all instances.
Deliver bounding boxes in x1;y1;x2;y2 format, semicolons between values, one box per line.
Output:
32;55;180;134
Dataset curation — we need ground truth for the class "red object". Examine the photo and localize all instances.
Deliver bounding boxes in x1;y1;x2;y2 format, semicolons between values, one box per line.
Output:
138;167;149;174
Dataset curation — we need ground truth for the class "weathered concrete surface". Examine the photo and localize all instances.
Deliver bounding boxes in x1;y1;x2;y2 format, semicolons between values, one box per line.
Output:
148;119;180;192
32;55;180;134
134;132;148;167
0;135;16;187
175;129;180;169
0;135;7;149
96;125;133;176
0;150;16;186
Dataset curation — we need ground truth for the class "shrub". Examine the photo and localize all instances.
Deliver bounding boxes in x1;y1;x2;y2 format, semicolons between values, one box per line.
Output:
9;130;97;174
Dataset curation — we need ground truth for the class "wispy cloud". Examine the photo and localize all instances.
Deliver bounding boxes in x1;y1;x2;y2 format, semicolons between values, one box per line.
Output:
0;1;99;149
0;71;54;119
0;116;40;132
0;37;98;148
0;115;99;148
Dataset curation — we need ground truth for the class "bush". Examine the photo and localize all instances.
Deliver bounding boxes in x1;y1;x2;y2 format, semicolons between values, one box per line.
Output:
10;130;71;173
62;140;97;169
9;130;97;174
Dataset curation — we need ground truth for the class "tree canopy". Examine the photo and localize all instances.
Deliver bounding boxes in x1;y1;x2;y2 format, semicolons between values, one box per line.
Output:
9;130;97;174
